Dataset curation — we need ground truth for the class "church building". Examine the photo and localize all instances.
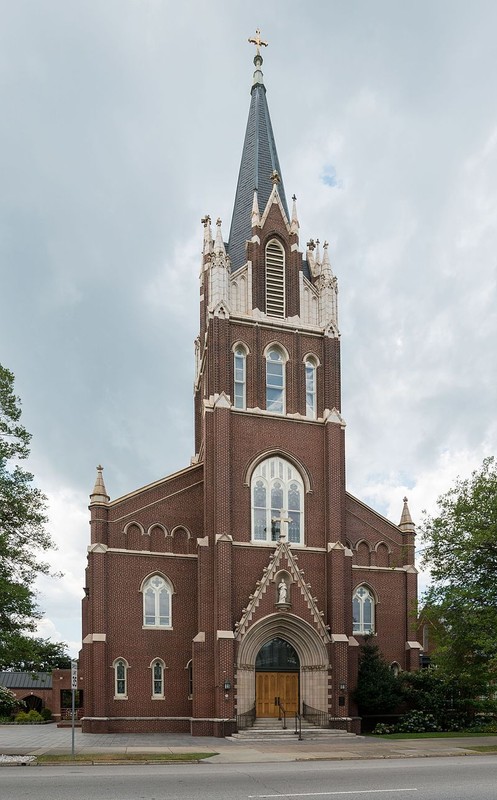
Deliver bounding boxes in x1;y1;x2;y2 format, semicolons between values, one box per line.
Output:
81;34;421;737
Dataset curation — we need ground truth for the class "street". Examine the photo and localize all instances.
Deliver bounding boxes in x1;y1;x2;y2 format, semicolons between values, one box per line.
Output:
1;756;497;800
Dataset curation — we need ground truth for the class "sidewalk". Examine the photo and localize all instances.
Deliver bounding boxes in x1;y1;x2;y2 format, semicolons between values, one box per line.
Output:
1;723;496;764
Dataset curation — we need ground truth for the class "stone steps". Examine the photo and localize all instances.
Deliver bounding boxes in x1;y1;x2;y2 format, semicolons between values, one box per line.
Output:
229;717;356;741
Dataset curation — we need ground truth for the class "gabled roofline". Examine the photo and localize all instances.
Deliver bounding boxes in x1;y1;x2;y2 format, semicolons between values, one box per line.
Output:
108;461;203;506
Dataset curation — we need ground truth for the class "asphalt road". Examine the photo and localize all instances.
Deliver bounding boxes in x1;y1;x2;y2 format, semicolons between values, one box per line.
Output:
2;756;497;800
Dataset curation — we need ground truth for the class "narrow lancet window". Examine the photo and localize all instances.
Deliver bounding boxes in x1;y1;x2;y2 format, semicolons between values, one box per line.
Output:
305;358;317;418
266;347;285;414
234;346;247;409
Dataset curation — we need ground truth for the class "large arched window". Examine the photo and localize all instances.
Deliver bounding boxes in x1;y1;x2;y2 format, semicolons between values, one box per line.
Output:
251;456;304;544
266;347;286;414
304;357;318;419
352;585;375;634
113;658;128;699
142;575;172;628
233;345;247;409
265;239;285;317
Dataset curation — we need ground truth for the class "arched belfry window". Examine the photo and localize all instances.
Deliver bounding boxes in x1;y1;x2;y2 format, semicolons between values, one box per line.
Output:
353;585;375;634
233;345;247;410
266;346;286;414
251;456;304;544
304;357;318;419
265;239;285;318
142;574;172;628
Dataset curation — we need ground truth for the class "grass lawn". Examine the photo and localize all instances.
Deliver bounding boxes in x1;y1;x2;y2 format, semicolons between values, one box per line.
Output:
36;752;216;763
371;732;497;740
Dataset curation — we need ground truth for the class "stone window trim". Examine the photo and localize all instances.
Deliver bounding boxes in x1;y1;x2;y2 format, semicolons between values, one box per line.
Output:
250;455;305;545
243;449;312;494
185;659;193;699
140;573;175;629
232;342;249;410
352;584;377;635
150;658;167;699
303;354;319;419
263;343;289;416
112;657;129;700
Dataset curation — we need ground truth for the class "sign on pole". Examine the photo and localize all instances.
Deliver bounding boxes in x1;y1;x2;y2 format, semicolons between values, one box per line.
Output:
71;660;78;756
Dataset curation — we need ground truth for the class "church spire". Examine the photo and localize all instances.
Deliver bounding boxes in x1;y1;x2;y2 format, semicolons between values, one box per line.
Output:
227;31;289;272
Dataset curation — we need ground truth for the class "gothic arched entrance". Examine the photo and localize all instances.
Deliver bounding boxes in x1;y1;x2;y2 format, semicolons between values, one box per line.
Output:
255;637;299;717
236;613;330;719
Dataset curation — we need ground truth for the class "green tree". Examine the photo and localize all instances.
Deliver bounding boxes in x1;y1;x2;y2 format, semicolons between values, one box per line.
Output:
0;635;71;671
0;364;65;669
421;457;497;688
353;635;401;715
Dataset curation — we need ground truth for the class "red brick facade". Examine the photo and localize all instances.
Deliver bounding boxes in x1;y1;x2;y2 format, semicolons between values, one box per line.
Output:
80;56;420;737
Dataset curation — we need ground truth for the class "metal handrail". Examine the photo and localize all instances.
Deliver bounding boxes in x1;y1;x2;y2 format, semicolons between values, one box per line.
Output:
277;699;287;729
302;701;329;728
236;703;256;730
294;712;302;740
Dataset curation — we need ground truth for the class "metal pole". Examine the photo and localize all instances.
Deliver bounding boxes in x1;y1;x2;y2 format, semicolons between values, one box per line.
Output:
70;660;77;758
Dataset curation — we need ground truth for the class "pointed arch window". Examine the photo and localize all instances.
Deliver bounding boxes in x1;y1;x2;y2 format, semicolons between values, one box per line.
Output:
151;659;165;698
265;239;285;318
266;347;286;414
113;658;128;699
353;586;375;634
142;575;172;628
251;456;304;544
304;357;318;418
233;345;247;409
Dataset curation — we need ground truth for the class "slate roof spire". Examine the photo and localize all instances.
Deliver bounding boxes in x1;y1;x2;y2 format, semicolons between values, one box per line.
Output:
227;32;290;272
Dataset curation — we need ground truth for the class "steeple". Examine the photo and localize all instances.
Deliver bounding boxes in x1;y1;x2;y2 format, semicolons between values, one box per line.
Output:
227;31;289;272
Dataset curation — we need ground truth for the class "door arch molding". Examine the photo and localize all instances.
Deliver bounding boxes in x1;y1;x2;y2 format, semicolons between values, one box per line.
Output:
236;613;329;716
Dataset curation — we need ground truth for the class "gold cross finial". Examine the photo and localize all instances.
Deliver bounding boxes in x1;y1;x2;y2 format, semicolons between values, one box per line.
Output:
248;28;268;56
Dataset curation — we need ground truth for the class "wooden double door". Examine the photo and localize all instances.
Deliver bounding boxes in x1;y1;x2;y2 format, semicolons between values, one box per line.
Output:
255;671;299;717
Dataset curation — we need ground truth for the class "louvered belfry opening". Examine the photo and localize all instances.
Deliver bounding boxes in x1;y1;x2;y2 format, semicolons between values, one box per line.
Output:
265;239;285;317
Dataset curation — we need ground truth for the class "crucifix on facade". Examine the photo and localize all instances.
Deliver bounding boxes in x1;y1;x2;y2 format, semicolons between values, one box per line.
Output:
271;508;293;543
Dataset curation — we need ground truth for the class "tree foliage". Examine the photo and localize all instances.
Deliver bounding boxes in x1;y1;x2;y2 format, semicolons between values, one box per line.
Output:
0;635;71;671
353;635;401;715
0;364;66;669
0;685;22;717
421;457;497;686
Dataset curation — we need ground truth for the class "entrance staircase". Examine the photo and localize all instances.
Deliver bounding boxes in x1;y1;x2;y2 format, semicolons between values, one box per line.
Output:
229;716;356;742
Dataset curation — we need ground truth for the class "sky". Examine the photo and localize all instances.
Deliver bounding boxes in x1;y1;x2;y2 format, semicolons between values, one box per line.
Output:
1;1;496;658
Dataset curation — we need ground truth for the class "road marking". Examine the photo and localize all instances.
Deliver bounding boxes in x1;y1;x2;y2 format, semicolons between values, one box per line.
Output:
249;790;418;798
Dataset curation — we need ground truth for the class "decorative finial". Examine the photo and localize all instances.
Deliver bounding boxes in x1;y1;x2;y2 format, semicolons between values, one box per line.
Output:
270;169;281;185
90;464;110;505
216;217;222;226
201;215;211;227
248;28;268;56
292;194;297;202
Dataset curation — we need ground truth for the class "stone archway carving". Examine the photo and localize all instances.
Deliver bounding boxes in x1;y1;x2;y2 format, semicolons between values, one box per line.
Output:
236;613;329;716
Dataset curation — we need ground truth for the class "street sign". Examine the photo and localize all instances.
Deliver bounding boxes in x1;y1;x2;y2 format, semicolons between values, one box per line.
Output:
71;660;78;690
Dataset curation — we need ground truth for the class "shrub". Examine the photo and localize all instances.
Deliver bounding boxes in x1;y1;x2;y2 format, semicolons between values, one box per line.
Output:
41;707;52;721
15;709;43;723
0;685;21;717
372;722;395;735
395;710;439;733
